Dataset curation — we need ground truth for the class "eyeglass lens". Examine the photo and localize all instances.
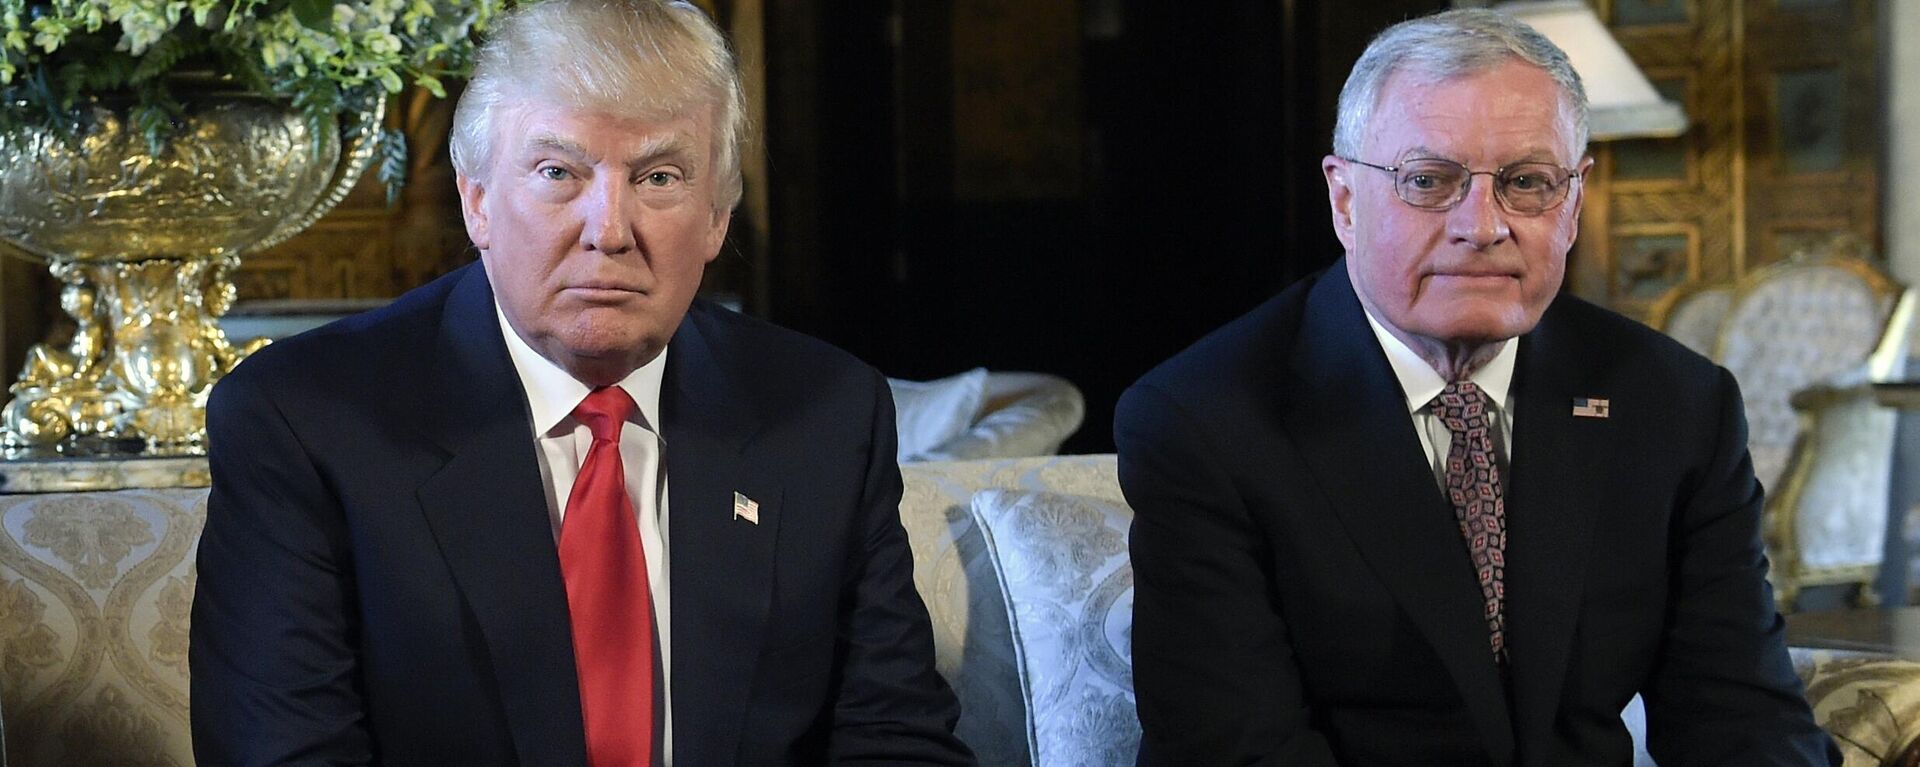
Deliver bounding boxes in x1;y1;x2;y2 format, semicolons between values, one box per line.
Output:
1395;159;1572;213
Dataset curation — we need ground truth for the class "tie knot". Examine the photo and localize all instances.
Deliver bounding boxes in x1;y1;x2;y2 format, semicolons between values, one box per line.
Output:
1440;379;1483;401
1432;380;1491;422
573;387;637;443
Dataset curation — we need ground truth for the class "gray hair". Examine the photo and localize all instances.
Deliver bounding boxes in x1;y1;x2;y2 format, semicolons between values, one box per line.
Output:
449;0;748;213
1332;8;1589;160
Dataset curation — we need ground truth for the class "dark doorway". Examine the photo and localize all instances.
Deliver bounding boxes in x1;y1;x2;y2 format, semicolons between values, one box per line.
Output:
764;0;1443;452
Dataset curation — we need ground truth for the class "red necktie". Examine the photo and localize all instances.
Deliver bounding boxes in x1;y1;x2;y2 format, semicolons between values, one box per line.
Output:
1434;381;1508;664
559;386;657;766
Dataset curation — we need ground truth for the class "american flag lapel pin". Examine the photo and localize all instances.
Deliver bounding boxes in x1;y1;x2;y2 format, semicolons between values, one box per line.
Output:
732;491;760;524
1571;397;1611;419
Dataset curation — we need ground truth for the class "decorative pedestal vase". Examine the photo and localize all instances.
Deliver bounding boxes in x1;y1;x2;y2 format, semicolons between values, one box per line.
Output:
0;93;383;455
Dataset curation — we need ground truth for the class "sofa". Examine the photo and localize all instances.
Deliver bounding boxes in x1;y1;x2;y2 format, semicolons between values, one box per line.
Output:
1;454;1919;765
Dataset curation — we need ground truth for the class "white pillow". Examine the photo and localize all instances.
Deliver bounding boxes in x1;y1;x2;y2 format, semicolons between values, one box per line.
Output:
969;488;1140;766
888;368;989;462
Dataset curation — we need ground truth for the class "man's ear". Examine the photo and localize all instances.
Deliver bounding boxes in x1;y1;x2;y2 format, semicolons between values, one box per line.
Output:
1569;156;1596;216
702;208;732;265
455;173;490;251
1323;155;1358;254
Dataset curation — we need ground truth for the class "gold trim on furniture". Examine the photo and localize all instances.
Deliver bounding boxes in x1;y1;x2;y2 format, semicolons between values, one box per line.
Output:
1762;268;1911;611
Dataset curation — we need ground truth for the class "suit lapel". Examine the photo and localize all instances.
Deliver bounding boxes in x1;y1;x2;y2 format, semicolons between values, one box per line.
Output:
662;308;779;766
414;265;591;766
1281;263;1516;764
1503;306;1615;749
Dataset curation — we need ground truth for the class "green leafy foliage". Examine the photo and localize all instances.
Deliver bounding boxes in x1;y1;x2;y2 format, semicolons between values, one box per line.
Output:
131;31;208;84
289;0;331;29
379;126;408;207
0;0;504;193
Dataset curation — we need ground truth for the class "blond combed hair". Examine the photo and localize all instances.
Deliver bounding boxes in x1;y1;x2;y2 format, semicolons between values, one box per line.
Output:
450;0;748;212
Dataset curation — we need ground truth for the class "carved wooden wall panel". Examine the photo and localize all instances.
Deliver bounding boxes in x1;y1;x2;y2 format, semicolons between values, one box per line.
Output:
1572;0;1881;319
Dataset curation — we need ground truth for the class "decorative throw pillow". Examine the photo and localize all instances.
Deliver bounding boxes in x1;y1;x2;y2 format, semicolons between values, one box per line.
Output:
1795;650;1920;766
888;368;989;462
969;488;1139;767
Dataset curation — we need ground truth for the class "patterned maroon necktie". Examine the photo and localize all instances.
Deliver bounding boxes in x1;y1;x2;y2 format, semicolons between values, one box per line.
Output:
1434;380;1508;663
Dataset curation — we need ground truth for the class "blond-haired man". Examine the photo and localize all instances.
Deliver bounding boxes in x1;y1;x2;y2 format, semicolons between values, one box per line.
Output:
191;2;971;764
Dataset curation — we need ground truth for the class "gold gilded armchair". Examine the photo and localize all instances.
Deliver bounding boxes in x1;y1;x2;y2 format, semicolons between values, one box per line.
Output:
1648;281;1735;359
1656;242;1909;610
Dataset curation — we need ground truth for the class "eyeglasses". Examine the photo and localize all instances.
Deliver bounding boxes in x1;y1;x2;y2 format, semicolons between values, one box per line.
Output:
1342;157;1583;215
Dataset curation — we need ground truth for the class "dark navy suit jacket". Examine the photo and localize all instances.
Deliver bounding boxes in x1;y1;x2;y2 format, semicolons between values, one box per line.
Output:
190;263;971;766
1117;261;1838;766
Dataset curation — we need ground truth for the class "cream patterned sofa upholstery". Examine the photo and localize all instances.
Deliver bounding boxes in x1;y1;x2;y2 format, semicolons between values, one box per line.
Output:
1791;649;1920;766
0;488;200;765
0;456;1139;767
9;454;1920;766
898;454;1138;766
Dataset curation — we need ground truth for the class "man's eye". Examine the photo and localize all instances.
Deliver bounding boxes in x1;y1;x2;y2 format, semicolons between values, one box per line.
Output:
1507;173;1549;191
644;171;678;187
1407;174;1440;190
539;166;572;181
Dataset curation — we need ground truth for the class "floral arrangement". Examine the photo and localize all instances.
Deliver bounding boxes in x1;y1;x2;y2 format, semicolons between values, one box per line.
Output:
0;0;505;193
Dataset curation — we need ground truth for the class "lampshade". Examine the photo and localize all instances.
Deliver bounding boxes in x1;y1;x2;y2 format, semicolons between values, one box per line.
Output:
1496;0;1689;140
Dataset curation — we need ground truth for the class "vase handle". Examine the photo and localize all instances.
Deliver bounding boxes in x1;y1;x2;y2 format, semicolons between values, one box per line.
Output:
247;95;389;254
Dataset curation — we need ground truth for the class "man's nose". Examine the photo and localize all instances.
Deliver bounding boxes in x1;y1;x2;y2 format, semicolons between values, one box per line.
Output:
1447;176;1511;250
581;174;637;255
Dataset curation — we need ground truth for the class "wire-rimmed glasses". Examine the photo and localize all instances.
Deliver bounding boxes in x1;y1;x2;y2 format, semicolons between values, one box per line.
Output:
1342;157;1583;214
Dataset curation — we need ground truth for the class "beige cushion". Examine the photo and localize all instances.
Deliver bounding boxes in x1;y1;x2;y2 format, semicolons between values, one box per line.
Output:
1793;649;1920;766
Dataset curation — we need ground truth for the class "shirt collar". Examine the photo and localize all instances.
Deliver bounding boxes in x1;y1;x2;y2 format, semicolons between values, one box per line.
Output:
1361;306;1516;414
495;302;667;438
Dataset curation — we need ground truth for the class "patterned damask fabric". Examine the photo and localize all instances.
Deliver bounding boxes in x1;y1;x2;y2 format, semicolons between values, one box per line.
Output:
899;455;1124;766
1717;266;1892;494
0;489;203;767
1790;648;1920;767
0;457;1122;767
967;488;1138;767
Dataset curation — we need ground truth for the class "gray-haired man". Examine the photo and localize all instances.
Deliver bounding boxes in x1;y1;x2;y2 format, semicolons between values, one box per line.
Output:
1119;9;1837;766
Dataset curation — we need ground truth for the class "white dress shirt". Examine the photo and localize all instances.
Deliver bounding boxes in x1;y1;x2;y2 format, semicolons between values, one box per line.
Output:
1361;308;1517;488
496;305;676;765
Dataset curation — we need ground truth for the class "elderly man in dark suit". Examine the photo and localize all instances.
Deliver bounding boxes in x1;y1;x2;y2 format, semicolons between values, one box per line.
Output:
189;1;972;764
1117;9;1838;766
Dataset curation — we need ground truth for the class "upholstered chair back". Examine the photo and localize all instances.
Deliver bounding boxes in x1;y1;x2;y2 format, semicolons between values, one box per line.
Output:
1650;283;1736;359
1716;259;1898;495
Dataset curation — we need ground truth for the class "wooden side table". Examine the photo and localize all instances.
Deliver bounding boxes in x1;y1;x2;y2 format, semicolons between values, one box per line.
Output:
1787;605;1920;660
